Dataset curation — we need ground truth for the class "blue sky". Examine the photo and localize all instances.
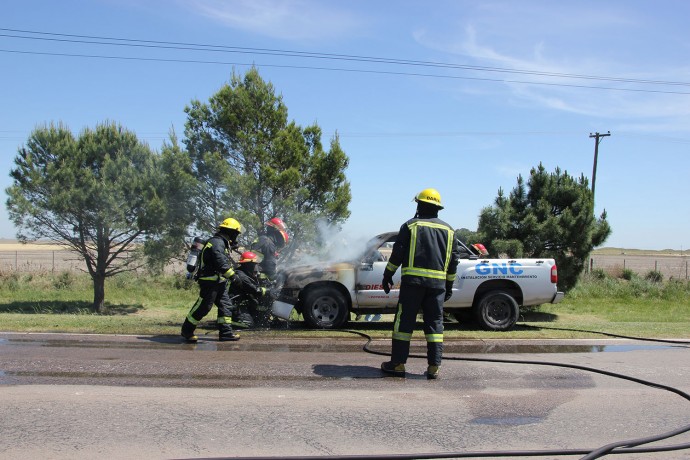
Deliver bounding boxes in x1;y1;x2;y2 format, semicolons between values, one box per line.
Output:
2;0;689;251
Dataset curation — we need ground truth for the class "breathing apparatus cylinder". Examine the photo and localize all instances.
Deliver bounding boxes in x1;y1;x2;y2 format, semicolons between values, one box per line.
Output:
186;237;204;276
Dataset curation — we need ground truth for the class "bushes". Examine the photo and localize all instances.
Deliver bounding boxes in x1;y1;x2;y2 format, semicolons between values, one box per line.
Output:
621;268;635;281
0;271;21;291
574;269;688;301
645;270;664;283
590;268;607;280
53;271;75;290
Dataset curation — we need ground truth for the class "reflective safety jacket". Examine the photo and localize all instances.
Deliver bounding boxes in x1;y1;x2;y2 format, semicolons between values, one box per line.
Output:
196;233;236;282
229;268;266;301
251;234;279;280
384;217;460;289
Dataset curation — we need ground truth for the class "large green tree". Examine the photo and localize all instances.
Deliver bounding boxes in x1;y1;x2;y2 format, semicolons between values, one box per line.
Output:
183;68;351;254
477;163;611;291
6;122;195;312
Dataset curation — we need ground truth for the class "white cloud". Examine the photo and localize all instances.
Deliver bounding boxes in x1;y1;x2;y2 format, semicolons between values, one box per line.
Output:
182;0;364;41
411;2;690;127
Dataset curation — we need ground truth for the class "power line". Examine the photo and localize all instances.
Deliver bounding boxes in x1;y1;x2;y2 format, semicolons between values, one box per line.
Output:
2;27;690;91
3;48;690;96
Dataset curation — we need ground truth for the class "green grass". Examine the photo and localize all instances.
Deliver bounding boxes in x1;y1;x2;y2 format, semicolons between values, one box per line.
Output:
0;270;689;339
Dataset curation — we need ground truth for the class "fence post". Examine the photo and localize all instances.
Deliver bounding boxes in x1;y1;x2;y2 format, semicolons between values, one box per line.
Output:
14;251;18;271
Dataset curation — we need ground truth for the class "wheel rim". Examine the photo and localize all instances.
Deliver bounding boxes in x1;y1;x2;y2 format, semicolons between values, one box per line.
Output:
485;297;512;325
310;295;339;325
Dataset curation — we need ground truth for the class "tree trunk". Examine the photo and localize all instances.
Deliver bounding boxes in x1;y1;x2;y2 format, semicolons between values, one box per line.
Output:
93;273;106;313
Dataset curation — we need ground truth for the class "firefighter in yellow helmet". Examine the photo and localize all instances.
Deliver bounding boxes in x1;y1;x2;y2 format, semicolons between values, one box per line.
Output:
181;217;243;342
380;188;461;379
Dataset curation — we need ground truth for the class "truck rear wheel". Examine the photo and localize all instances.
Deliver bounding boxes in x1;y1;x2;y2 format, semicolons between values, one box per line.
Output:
302;286;349;329
474;290;519;331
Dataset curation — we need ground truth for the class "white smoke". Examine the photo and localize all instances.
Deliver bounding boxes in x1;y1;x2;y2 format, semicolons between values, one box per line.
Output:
286;219;374;268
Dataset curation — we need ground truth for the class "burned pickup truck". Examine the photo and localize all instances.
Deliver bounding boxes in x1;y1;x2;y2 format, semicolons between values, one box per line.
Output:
271;232;564;331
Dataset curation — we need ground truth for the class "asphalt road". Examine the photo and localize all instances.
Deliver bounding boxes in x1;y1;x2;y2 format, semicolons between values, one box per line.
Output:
1;331;689;460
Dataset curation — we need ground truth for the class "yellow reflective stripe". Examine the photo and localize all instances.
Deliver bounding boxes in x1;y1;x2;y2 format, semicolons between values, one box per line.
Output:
446;273;456;282
408;225;418;267
425;333;443;343
443;228;454;272
410;221;453;231
412;220;454;231
393;302;402;332
386;261;399;272
392;302;412;341
402;267;447;280
198;274;220;281
186;314;200;325
216;316;232;324
222;268;235;279
198;242;213;272
393;331;412;341
186;298;203;324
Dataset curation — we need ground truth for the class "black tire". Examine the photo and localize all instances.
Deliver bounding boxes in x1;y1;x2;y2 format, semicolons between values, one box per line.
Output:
302;286;349;329
474;290;519;331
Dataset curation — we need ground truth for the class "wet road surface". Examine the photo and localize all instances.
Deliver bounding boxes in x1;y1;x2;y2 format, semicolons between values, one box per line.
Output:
1;331;689;459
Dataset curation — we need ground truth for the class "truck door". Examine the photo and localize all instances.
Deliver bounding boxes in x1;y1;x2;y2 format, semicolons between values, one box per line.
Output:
355;249;400;307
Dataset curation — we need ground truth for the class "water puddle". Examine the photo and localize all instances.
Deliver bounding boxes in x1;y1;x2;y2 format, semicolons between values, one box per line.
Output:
0;335;682;354
442;343;679;354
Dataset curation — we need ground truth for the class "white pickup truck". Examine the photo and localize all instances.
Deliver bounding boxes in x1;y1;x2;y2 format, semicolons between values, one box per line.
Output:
272;232;564;331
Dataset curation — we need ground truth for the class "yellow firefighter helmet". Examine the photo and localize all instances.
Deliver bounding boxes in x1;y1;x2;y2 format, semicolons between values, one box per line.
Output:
414;188;444;209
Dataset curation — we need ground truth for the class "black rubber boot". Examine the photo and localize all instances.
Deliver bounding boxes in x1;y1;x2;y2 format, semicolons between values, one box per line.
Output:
218;323;240;341
381;361;406;377
180;319;198;343
426;365;440;380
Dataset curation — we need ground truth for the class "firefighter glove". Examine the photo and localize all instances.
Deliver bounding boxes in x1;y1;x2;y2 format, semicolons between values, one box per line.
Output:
444;281;454;302
382;274;394;294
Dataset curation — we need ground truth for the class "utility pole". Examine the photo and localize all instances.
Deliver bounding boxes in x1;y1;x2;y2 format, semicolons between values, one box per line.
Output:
589;131;610;204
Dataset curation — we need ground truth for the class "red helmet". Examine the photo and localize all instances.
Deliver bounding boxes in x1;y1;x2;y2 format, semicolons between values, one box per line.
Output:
266;217;289;247
472;243;489;256
239;251;259;264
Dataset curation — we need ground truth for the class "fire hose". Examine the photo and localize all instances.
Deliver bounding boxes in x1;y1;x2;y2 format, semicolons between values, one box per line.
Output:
194;328;690;460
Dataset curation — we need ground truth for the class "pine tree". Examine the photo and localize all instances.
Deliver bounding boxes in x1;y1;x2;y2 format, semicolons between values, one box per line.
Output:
478;163;611;291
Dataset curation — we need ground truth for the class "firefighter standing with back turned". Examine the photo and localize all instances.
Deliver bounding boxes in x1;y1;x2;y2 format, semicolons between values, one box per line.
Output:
247;217;289;326
251;217;289;282
381;188;460;379
180;218;243;343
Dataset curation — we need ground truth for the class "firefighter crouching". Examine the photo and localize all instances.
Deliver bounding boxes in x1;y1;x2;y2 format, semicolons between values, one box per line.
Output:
229;251;271;329
181;218;243;343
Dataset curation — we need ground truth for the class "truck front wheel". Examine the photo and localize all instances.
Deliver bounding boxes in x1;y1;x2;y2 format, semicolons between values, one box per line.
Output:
474;290;519;331
302;286;349;329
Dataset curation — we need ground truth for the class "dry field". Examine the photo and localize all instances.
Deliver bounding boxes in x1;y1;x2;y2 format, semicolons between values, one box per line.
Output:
590;253;689;280
0;240;688;279
0;240;184;274
0;241;64;251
